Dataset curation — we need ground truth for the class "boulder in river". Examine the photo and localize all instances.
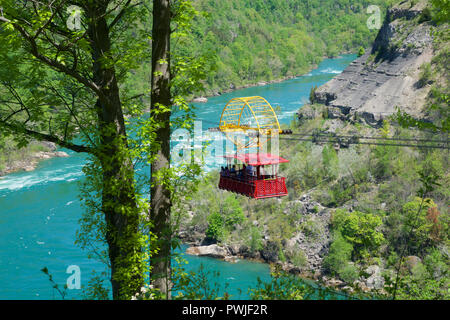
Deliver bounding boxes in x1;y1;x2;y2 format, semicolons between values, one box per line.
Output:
185;244;228;259
192;96;208;103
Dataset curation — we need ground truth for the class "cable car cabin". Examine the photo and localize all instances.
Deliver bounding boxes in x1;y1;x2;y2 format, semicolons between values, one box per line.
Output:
218;153;289;199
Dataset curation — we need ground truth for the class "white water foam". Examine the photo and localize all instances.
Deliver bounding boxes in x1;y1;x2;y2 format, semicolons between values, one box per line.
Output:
0;167;84;191
321;68;342;74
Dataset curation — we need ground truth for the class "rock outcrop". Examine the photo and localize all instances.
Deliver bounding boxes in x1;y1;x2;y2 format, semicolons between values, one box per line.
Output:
185;244;229;259
0;142;69;176
192;96;208;103
311;1;434;127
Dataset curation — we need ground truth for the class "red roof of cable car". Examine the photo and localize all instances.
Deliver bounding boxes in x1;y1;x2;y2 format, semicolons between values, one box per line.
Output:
224;153;289;166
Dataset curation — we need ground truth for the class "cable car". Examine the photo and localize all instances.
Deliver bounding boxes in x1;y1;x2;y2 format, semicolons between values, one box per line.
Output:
218;152;289;199
216;96;290;199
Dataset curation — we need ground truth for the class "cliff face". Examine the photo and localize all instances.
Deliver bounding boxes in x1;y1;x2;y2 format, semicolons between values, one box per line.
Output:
313;1;434;127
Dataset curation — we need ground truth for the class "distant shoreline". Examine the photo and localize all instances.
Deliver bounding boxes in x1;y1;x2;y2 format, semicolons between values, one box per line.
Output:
190;53;355;103
0;146;69;177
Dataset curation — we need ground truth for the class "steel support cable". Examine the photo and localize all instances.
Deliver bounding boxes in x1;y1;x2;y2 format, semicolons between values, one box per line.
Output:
289;133;449;144
279;137;450;149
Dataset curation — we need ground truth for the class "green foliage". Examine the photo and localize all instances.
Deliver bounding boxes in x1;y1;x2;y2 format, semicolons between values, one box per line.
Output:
205;195;246;242
387;197;445;256
278;248;287;262
391;248;450;300
332;209;384;258
372;121;399;180
430;0;450;24
81;272;111;300
250;266;316;300
248;226;264;252
222;196;246;227
40;267;68;300
172;261;230;300
323;232;354;279
309;85;318;104
358;46;366;57
299;216;322;240
289;249;308;269
206;211;225;241
339;264;360;284
322;144;339;180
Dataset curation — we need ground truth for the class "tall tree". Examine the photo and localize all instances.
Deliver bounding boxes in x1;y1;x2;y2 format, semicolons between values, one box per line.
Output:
149;0;172;297
0;0;147;299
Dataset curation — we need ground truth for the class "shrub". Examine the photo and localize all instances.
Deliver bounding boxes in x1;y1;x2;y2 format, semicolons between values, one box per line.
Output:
206;212;225;241
290;250;308;268
323;233;353;276
248;226;263;252
331;209;385;258
300;217;322;239
205;195;246;242
322;144;339;180
309;85;318;104
358;46;365;57
222;196;245;227
417;63;432;88
339;264;359;283
400;197;442;254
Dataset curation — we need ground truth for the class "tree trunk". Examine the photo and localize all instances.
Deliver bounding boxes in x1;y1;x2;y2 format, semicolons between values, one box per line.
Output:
150;0;172;298
87;3;144;300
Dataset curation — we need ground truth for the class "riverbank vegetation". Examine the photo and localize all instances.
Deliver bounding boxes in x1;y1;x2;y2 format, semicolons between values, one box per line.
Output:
0;136;53;175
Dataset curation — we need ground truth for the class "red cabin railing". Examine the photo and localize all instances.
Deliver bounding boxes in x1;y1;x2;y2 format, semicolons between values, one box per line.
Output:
254;177;288;199
218;175;288;199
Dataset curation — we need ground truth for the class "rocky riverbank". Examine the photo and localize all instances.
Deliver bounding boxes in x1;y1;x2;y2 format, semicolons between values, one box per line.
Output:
179;192;386;294
0;141;69;177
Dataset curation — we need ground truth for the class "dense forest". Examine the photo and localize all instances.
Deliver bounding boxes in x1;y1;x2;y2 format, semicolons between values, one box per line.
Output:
130;0;395;96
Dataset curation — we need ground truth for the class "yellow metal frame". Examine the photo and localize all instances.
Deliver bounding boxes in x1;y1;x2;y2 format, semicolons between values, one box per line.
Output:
219;96;282;150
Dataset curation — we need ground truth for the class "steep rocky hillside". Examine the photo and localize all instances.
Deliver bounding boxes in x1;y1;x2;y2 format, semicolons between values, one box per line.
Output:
313;0;438;127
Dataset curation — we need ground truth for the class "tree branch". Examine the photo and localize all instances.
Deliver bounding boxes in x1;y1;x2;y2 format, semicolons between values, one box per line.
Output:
108;1;144;31
0;119;93;154
0;15;103;99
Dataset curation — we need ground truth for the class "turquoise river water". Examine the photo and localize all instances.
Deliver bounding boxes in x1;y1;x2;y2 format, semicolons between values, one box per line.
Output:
0;54;356;299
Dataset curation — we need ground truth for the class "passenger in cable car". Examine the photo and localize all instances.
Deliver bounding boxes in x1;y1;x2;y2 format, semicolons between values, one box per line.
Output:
246;164;254;177
230;165;236;176
238;164;246;180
